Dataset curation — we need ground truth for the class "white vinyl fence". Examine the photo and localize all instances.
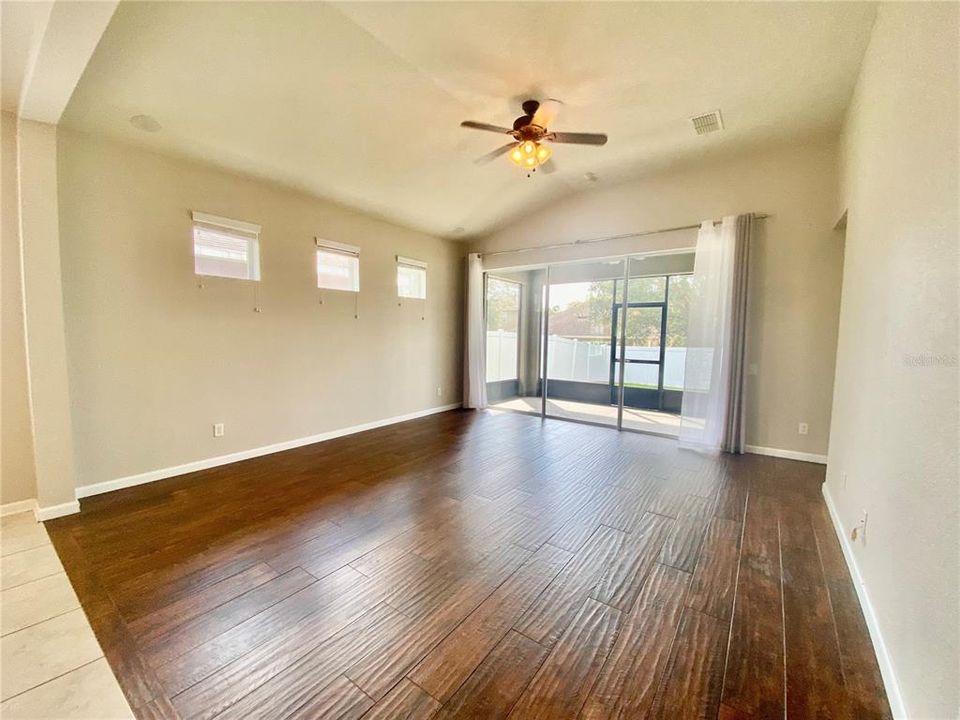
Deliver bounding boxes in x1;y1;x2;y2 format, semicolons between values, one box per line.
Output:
486;330;520;382
486;331;687;389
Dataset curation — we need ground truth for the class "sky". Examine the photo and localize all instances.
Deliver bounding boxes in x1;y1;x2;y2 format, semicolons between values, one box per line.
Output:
547;282;592;310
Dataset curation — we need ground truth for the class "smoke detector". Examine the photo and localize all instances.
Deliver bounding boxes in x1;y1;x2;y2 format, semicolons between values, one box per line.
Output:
690;110;723;135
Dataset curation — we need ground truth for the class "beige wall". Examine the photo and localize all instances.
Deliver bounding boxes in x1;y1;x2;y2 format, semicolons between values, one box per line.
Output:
1;112;37;505
473;138;844;457
57;130;464;490
826;4;959;718
18;119;78;511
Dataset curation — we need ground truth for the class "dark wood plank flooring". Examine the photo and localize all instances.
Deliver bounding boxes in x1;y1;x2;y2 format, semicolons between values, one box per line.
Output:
46;410;891;719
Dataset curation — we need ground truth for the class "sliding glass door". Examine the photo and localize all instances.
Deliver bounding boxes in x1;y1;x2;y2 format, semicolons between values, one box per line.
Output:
485;276;521;403
543;259;625;427
663;274;693;412
483;254;692;438
484;268;545;415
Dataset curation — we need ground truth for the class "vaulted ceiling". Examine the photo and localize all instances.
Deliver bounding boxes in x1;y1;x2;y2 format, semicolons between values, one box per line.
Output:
61;2;876;239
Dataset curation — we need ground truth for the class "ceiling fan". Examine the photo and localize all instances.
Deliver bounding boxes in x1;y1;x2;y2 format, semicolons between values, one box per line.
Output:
461;99;608;176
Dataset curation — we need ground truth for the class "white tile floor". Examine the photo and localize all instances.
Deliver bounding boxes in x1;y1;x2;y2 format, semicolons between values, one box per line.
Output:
0;511;133;719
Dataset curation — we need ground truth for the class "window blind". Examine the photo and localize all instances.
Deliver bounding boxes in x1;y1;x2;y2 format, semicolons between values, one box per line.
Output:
316;239;361;292
397;255;427;299
192;212;261;280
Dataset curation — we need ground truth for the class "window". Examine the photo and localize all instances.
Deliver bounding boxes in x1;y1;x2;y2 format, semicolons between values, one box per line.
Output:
626;275;666;303
397;256;427;299
485;277;521;382
192;211;261;280
316;240;360;292
664;274;694;390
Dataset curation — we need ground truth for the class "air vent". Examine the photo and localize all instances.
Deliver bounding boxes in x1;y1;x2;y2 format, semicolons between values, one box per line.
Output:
690;110;723;135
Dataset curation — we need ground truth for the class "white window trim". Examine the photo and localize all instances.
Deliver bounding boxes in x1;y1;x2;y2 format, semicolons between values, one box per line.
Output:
192;211;261;238
397;255;427;269
316;238;361;256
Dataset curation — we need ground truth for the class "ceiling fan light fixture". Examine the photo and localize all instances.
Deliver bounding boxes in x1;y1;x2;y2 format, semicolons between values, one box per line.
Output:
509;140;551;170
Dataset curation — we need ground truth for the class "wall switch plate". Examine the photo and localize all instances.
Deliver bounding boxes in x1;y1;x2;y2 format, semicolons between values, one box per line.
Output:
798;422;809;435
213;423;224;437
851;509;868;543
436;386;442;398
747;363;759;376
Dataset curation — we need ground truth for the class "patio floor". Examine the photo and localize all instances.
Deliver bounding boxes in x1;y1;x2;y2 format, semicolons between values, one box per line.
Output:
489;396;682;437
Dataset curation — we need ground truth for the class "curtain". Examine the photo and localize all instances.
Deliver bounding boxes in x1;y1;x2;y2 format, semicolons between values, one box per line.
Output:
722;214;753;453
463;253;487;409
678;217;737;451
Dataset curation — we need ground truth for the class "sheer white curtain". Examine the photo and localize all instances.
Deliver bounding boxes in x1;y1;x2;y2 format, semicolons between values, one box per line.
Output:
679;217;737;450
463;253;487;409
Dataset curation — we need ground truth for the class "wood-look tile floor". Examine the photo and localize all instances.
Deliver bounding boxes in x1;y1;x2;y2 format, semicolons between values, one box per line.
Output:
47;410;891;720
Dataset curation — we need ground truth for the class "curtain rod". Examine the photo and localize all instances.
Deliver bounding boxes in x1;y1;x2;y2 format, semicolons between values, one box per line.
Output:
479;213;769;259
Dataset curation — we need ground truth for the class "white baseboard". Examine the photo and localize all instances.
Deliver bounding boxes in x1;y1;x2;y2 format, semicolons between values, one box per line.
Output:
821;484;907;719
1;498;38;517
34;500;81;521
744;444;827;465
76;403;462;499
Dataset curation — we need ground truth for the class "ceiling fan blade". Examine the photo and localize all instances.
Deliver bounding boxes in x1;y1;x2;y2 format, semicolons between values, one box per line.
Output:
461;121;512;134
475;142;517;165
531;99;563;129
549;131;608;146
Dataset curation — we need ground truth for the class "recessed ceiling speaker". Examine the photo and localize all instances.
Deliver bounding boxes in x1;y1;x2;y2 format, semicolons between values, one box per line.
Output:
130;114;162;133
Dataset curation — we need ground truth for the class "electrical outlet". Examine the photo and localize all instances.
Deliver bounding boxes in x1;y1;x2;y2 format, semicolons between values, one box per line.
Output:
798;422;809;435
213;423;224;437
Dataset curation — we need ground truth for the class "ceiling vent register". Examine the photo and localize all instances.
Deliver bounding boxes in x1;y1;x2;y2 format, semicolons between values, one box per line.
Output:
691;110;723;135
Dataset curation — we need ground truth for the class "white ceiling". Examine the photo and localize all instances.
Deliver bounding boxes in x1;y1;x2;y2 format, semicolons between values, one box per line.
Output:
61;1;876;239
2;1;117;122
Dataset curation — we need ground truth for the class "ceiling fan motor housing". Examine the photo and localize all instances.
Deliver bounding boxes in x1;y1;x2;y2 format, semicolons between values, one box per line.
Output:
513;99;545;134
521;99;540;115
